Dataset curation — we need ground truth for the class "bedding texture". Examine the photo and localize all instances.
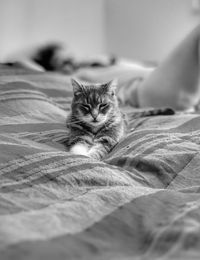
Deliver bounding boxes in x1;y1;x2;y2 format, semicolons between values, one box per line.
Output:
0;64;200;259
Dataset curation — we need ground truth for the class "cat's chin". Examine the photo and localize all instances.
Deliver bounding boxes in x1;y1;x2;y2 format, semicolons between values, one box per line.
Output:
89;121;104;127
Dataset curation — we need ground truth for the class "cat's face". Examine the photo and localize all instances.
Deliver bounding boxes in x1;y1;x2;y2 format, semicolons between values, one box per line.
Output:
71;79;118;126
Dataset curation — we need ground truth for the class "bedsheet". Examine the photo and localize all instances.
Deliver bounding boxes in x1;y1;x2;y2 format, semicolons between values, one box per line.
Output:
0;65;200;259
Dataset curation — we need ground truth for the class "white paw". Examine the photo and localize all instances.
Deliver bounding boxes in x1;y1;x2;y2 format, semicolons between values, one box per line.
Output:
70;143;89;156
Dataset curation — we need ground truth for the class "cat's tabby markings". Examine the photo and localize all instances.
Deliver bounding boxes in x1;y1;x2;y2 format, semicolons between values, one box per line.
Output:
65;79;175;160
65;79;126;160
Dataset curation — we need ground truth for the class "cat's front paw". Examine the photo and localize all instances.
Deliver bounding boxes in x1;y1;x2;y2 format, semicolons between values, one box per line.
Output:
87;149;103;160
88;153;102;160
70;143;89;156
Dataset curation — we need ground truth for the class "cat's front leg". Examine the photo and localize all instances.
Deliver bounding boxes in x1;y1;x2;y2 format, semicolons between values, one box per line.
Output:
87;144;107;160
87;137;116;160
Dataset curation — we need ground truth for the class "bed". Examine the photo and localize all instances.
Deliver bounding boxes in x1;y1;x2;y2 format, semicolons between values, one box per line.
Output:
0;60;200;260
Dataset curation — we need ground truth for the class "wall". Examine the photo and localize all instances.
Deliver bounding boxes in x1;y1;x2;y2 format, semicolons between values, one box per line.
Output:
0;0;106;60
105;0;199;62
0;0;199;62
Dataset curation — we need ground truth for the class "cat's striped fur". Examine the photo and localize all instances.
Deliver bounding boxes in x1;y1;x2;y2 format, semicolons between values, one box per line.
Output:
127;107;175;120
65;79;126;160
65;79;175;160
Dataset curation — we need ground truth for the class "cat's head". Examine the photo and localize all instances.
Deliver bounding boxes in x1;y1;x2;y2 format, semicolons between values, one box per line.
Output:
70;78;118;126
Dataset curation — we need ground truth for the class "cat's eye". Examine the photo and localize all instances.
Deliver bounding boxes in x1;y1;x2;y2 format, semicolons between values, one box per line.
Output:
99;103;108;109
81;104;90;111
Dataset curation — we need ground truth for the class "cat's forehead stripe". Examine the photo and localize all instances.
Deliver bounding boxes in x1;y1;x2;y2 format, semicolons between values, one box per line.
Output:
87;91;101;106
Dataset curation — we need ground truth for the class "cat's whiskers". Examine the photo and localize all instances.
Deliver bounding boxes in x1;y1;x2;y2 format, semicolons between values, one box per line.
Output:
67;119;83;125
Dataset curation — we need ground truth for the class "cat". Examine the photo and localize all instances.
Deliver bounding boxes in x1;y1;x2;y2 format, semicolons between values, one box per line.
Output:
65;79;126;160
65;79;175;160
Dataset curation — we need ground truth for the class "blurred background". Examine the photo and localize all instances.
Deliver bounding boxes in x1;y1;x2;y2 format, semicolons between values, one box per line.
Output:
0;0;199;62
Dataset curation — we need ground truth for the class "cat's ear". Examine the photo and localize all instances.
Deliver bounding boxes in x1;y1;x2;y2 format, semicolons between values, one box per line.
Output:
105;79;118;96
71;78;82;96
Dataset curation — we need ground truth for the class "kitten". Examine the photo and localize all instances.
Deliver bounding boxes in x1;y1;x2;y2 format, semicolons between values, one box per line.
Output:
65;79;126;160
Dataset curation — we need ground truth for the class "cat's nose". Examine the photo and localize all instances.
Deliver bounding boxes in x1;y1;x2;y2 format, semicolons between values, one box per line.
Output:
91;109;99;120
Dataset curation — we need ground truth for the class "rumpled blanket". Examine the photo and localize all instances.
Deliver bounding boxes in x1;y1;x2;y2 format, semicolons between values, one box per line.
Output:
0;65;200;260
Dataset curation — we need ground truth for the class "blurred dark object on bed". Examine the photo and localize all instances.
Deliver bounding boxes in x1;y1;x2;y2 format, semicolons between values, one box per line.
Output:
32;43;117;74
33;43;63;71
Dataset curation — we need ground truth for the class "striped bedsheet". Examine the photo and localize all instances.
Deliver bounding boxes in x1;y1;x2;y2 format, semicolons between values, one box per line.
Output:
0;65;200;259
